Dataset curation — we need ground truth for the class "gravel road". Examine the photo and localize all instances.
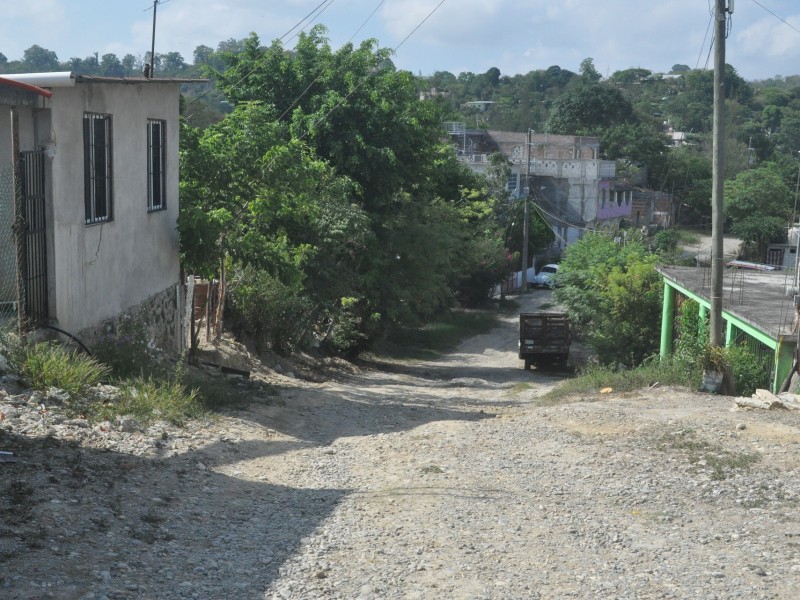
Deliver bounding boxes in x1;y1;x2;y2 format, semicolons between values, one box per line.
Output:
2;290;800;599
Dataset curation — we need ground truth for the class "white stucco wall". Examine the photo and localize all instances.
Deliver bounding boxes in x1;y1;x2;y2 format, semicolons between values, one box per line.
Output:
44;81;181;336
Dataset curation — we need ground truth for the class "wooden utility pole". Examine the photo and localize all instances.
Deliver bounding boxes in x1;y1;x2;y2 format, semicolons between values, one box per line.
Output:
148;0;160;78
710;0;728;347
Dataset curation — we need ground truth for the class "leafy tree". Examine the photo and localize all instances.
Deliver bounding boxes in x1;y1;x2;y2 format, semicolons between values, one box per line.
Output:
655;145;713;221
609;68;652;85
579;58;602;84
22;45;59;71
158;52;188;75
121;54;140;75
544;84;635;135
553;233;662;366
725;162;792;257
100;54;124;77
183;29;512;352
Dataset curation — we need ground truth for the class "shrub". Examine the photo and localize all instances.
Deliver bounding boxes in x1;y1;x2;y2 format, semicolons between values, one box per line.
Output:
227;267;312;356
91;312;161;379
725;344;770;396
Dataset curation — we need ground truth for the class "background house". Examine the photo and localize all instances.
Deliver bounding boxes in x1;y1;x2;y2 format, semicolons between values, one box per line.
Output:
447;124;675;257
0;72;202;352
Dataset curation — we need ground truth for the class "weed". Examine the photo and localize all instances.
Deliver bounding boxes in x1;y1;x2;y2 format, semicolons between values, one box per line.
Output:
421;465;444;474
109;377;204;426
12;342;110;396
657;429;760;480
509;383;533;394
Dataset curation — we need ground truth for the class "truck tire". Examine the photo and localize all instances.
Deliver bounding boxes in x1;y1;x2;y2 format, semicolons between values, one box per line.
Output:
524;358;532;371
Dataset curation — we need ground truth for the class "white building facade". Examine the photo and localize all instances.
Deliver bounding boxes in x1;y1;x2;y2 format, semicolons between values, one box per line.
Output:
0;72;200;351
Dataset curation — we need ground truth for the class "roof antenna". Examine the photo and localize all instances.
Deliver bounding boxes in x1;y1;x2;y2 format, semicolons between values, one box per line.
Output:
144;0;172;78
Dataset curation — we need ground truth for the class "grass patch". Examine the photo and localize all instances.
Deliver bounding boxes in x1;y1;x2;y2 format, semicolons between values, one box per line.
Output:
510;382;534;394
674;228;701;246
657;428;760;480
420;465;444;474
13;341;110;396
380;307;504;359
541;355;702;403
106;377;204;425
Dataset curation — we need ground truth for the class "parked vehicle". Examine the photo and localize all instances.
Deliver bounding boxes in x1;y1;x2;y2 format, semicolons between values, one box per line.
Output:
518;312;570;369
530;264;559;288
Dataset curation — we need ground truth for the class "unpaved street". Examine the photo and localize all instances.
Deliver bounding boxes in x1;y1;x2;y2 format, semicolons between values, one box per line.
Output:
2;291;800;599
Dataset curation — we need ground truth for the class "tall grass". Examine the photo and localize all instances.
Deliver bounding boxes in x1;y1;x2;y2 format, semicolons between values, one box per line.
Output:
13;341;110;396
6;333;207;425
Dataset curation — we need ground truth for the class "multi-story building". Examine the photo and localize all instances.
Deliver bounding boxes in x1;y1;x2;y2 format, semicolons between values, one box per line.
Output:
447;124;669;253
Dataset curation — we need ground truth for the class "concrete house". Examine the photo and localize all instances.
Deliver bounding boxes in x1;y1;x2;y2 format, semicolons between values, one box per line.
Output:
0;72;201;351
447;125;634;251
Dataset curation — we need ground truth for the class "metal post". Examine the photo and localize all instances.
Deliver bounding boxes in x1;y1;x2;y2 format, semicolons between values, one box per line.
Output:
710;0;727;347
521;129;531;292
149;0;158;78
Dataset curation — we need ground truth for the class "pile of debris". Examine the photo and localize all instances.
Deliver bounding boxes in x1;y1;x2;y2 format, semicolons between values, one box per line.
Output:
734;389;800;411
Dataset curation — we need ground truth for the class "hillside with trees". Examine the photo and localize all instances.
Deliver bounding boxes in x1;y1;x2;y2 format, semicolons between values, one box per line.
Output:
3;34;800;357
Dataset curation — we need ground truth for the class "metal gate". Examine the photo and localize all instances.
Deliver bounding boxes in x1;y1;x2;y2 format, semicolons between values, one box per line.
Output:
20;150;48;323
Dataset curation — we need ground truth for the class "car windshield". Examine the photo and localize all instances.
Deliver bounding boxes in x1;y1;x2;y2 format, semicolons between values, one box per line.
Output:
541;266;557;273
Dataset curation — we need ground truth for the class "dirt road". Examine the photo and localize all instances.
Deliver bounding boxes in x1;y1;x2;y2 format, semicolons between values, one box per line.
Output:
2;291;800;599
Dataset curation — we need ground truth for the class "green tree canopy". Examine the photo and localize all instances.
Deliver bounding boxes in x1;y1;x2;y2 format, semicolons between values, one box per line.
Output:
553;233;662;366
724;162;792;257
544;84;636;135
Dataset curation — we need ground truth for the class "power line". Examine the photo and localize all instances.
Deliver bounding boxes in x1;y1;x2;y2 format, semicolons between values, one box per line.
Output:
279;0;449;147
348;0;387;43
749;0;800;35
185;0;336;107
277;0;387;122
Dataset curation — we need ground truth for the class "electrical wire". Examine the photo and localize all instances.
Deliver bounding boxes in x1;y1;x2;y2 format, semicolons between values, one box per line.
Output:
282;0;449;148
696;10;715;70
749;0;800;35
277;0;388;123
185;0;336;108
348;0;387;43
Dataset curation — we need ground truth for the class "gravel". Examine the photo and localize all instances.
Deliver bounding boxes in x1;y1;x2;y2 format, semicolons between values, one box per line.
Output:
2;292;800;599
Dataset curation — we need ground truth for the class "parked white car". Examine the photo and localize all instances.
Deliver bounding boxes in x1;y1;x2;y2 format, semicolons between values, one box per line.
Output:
530;263;559;288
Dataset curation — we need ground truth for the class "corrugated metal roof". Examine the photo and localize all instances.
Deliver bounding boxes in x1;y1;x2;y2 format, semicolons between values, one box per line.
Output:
76;75;208;84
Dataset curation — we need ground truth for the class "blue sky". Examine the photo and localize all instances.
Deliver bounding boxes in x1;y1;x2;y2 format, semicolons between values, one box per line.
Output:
1;0;799;81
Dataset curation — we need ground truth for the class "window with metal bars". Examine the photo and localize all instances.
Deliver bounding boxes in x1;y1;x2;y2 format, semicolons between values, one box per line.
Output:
147;119;166;211
83;113;113;224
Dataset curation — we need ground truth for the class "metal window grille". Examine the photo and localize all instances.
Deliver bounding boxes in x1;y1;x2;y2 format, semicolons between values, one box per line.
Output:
506;173;518;193
83;113;113;224
21;150;48;323
147;119;166;211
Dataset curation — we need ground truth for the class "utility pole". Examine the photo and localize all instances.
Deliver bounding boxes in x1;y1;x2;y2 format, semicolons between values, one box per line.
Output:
521;129;532;292
710;0;729;347
148;0;160;78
